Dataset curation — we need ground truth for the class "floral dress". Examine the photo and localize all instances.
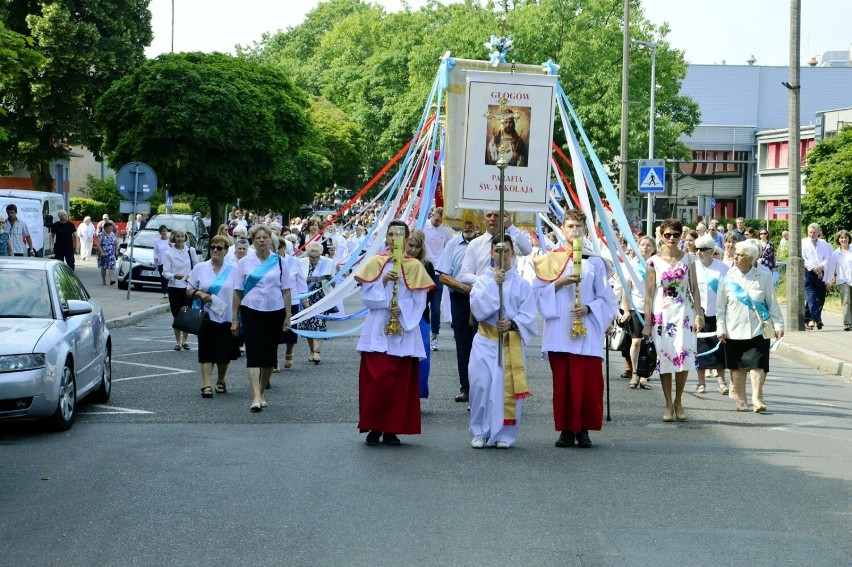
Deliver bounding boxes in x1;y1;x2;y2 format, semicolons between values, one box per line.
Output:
97;231;117;270
0;230;9;256
295;261;327;333
648;253;697;374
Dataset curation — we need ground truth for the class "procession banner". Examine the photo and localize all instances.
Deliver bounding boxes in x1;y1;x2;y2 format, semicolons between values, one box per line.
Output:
459;71;556;213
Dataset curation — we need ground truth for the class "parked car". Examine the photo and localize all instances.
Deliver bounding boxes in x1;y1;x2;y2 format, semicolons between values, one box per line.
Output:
144;214;209;256
116;229;200;290
0;258;111;431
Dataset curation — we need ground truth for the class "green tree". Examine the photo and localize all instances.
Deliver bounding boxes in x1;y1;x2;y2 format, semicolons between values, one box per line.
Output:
0;0;151;189
0;21;42;143
802;126;852;239
96;52;317;230
79;174;120;218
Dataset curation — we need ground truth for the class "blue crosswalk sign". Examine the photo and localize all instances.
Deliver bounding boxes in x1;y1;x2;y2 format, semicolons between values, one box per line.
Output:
638;159;665;193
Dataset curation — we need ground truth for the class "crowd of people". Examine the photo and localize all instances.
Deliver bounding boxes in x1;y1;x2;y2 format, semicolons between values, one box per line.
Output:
7;199;850;447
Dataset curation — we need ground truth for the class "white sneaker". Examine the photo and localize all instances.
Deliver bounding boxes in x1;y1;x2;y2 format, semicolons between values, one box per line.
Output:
430;337;440;351
495;441;511;449
470;435;486;449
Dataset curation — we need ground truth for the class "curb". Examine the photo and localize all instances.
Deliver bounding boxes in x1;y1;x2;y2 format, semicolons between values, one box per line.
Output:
776;342;852;382
107;303;170;330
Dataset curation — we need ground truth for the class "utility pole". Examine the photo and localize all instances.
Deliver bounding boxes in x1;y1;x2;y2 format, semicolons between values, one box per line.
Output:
171;0;175;53
618;0;630;212
786;0;805;331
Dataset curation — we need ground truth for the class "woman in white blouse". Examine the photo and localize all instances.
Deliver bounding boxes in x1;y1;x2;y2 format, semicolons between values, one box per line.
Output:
296;242;334;364
277;234;308;370
76;216;95;261
162;228;198;351
827;229;852;331
716;241;784;413
186;235;239;397
693;235;730;395
230;225;291;412
152;225;172;298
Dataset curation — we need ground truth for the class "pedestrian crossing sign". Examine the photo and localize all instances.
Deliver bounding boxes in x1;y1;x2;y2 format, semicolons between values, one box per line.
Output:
638;159;665;193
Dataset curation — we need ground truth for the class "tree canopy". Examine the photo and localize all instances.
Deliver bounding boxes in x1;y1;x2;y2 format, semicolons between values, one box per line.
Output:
96;52;321;229
0;0;151;189
240;0;700;204
802;126;852;239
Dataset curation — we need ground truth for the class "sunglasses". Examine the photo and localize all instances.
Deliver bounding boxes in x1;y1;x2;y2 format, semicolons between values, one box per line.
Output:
663;232;681;240
209;245;226;251
696;247;713;252
759;232;768;235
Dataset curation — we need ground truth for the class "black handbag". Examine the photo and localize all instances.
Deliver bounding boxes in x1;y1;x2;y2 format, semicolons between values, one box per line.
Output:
173;305;208;335
607;319;630;351
635;338;657;378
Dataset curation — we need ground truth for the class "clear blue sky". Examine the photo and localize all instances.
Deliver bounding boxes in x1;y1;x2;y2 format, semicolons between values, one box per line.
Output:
147;0;852;67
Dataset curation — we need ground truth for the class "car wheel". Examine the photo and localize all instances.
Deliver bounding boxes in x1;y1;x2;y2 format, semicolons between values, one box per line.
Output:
50;363;76;431
91;346;111;403
117;279;128;290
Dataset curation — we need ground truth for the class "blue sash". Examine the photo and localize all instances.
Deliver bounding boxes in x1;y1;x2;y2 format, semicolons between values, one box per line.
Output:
634;259;646;281
193;265;232;310
725;278;769;321
243;254;279;297
697;262;719;294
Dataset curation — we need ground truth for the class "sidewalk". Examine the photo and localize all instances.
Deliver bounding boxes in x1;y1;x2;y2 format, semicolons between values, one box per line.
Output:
73;257;169;328
775;304;852;380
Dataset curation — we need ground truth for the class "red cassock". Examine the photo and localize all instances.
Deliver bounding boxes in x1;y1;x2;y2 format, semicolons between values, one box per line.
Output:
358;352;421;434
548;352;604;433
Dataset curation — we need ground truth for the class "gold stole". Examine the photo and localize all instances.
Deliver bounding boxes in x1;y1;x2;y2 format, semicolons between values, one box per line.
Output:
477;321;530;425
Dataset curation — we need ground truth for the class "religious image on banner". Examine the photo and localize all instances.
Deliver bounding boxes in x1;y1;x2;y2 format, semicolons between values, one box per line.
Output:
484;105;530;168
460;71;556;213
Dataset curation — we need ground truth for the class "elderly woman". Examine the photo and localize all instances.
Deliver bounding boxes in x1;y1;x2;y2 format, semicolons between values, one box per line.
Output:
405;229;437;398
163;228;199;351
693;235;730;395
716;241;783;412
643;219;702;422
94;221;119;285
0;213;11;256
230;224;291;412
296;241;334;363
278;234;308;369
827;229;852;331
186;235;239;397
77;216;95;261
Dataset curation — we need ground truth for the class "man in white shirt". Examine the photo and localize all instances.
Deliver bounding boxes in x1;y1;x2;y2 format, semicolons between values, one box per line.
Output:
457;210;533;286
423;207;454;350
802;222;833;329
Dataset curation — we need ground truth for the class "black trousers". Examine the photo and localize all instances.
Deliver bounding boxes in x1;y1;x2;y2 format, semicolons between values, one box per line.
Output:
55;248;75;270
449;291;474;394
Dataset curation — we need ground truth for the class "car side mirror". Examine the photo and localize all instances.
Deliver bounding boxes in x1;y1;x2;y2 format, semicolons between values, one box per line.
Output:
64;299;93;318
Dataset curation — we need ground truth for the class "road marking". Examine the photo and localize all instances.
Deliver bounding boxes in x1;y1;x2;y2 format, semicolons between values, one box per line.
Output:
80;404;154;415
769;420;850;442
114;348;195;358
112;360;195;382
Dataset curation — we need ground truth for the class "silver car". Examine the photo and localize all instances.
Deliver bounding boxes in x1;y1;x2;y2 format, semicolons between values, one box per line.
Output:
0;258;111;430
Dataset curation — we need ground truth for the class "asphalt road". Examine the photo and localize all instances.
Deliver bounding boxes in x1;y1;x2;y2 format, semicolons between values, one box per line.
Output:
1;312;850;566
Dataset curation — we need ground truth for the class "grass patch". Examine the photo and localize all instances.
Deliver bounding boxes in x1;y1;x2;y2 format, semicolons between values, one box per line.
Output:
775;274;842;315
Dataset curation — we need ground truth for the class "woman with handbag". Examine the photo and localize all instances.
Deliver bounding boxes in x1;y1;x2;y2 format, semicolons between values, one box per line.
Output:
186;235;240;398
230;224;291;412
642;219;703;422
622;236;656;390
716;241;784;413
296;242;333;364
162;228;198;351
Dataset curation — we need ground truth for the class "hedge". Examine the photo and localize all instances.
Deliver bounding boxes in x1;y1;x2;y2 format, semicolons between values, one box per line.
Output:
70;197;108;221
156;202;194;214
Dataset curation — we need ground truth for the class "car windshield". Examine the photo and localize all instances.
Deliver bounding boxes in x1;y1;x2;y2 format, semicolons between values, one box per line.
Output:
146;218;196;235
131;230;163;248
0;268;53;318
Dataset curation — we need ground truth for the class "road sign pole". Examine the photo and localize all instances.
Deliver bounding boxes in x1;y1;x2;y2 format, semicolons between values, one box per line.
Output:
127;166;140;301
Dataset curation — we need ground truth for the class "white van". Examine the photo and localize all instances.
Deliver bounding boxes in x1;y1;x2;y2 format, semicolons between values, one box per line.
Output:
0;189;66;256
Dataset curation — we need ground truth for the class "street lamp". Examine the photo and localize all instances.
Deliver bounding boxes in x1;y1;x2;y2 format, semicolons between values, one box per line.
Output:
633;40;656;236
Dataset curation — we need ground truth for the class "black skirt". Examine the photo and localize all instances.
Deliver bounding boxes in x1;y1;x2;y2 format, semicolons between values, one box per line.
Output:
279;303;300;345
240;306;285;368
724;335;770;372
198;320;240;364
168;287;191;318
629;311;646;339
696;315;726;369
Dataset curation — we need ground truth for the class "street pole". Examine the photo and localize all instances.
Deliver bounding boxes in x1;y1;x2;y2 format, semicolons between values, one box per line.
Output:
170;0;174;53
618;0;630;212
633;40;657;236
126;166;140;300
786;0;805;331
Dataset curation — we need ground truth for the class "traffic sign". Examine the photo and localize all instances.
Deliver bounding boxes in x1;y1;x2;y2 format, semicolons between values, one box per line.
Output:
116;162;157;202
774;206;789;215
638;159;665;193
710;198;717;208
